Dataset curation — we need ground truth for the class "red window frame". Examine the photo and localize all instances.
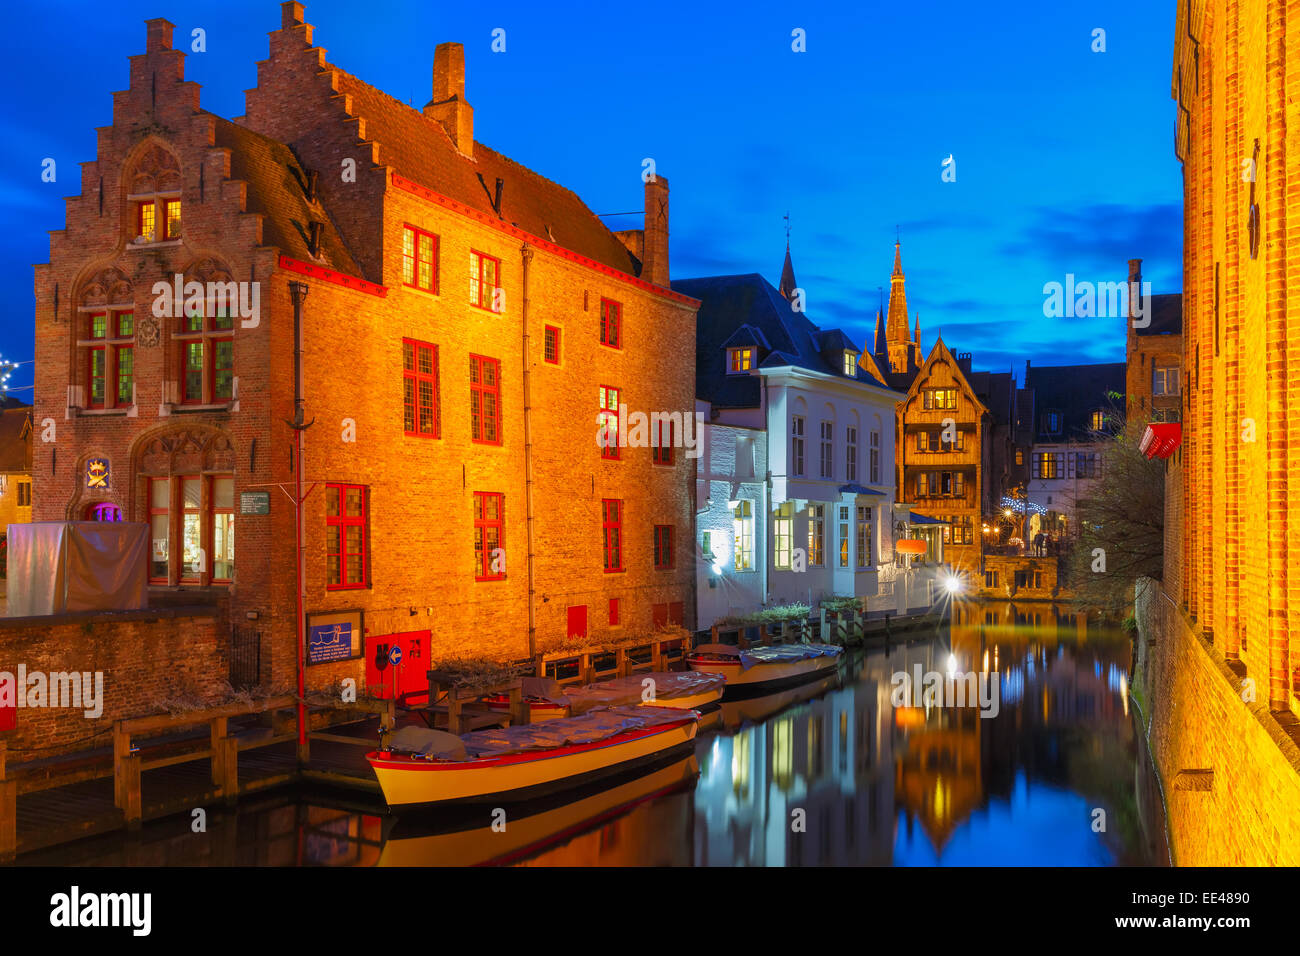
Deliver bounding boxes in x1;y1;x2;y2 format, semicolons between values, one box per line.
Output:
403;339;440;437
470;354;502;445
543;325;561;365
653;524;674;570
602;498;624;572
325;483;369;590
115;344;134;405
88;346;107;408
402;225;439;293
599;385;621;460
473;492;505;581
211;477;234;584
470;250;501;311
608;598;620;626
652;419;675;465
178;474;202;584
148;477;170;584
599;298;622;349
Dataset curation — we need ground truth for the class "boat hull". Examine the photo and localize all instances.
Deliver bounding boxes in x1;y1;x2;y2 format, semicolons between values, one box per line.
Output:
686;653;840;691
367;716;698;811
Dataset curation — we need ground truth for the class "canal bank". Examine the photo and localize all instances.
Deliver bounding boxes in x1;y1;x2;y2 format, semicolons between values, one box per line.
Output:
13;600;1165;866
1134;577;1300;865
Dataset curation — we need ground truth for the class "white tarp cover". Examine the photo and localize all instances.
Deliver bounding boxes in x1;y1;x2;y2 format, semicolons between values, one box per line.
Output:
6;522;149;616
450;706;692;761
562;672;726;715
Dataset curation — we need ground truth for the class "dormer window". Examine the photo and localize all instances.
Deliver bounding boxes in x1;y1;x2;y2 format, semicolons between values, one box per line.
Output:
728;348;754;373
1089;409;1107;431
1043;410;1061;433
843;352;858;376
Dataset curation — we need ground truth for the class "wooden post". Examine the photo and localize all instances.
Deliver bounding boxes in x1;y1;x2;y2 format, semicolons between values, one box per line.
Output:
507;685;527;727
447;688;464;735
221;736;239;806
113;720;130;809
758;624;770;646
616;647;629;678
582;654;595;684
210;716;228;787
296;704;310;765
380;699;395;737
710;624;719;645
120;753;142;829
819;607;829;643
651;641;664;672
0;741;15;861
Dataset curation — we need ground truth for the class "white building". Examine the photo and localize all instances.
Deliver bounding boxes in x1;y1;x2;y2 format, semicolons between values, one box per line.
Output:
675;261;903;629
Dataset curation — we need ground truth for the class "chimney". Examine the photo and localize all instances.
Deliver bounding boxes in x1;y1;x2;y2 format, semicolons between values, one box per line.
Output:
425;43;473;158
307;221;323;258
642;175;670;287
145;18;174;53
1127;258;1142;322
281;1;305;29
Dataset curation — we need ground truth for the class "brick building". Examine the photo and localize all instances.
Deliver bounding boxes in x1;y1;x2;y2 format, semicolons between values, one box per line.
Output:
31;6;698;695
1123;258;1182;428
0;401;33;580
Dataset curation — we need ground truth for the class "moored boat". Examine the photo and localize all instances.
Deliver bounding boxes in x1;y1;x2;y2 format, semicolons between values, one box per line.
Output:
481;672;725;721
686;642;843;692
366;705;699;811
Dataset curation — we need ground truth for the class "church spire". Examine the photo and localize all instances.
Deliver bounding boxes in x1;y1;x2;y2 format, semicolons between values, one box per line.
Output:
885;237;915;373
778;212;797;301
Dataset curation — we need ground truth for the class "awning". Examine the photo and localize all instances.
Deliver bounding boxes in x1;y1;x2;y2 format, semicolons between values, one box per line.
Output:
838;483;886;496
908;511;946;525
1139;422;1182;459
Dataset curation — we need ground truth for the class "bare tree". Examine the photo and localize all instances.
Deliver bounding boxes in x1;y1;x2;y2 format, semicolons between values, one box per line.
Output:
1063;416;1166;617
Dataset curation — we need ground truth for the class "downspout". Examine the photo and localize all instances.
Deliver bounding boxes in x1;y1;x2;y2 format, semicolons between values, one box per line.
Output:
520;244;537;659
288;280;314;761
763;376;772;606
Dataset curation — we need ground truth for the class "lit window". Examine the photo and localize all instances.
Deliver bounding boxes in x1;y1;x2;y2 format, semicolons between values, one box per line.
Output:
147;475;234;586
844;352;857;376
773;507;792;569
856;506;871;568
733;501;754;570
164;199;182;239
839;506;850;568
598;385;621;460
137;202;156;242
1089;410;1106;431
808;504;825;566
729;347;753;373
470;250;501;310
922;388;957;410
402;226;438;292
473;492;505;581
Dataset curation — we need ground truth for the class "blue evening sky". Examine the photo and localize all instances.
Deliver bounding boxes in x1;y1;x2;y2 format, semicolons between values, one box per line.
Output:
0;0;1181;399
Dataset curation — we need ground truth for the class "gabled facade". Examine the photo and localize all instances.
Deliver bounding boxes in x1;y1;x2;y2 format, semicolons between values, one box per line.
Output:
676;268;900;625
0;402;33;579
32;6;698;691
1123;259;1183;428
894;338;988;570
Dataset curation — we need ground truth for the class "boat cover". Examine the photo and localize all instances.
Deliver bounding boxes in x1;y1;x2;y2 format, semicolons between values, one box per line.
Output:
562;672;725;715
450;706;691;761
694;642;843;672
388;727;468;761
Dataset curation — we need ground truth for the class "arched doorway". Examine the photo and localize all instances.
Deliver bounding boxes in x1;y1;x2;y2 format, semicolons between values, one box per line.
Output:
86;502;123;521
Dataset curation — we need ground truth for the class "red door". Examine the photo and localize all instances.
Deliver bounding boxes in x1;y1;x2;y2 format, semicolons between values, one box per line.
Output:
566;605;588;640
364;630;430;702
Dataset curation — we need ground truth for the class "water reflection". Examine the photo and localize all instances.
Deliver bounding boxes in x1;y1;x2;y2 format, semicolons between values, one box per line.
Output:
20;602;1167;867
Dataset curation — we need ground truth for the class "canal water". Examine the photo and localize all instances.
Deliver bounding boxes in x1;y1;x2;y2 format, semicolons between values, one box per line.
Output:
24;602;1170;866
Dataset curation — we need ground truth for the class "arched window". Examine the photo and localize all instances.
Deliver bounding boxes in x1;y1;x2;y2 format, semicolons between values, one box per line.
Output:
126;143;182;245
86;502;123;521
76;268;135;410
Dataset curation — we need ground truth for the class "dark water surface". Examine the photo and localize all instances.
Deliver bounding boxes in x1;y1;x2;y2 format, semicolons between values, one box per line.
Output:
24;602;1170;866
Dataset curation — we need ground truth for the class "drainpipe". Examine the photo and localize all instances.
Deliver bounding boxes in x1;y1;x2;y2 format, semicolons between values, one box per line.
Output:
288;280;313;761
520;244;537;659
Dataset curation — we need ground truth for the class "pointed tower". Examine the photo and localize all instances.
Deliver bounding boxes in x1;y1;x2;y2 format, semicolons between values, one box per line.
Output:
778;242;797;301
886;240;917;373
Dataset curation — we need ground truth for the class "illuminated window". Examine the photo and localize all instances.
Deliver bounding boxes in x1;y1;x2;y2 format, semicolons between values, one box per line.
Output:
600;298;622;348
922;388;957;410
137;202;156;242
1089;410;1106;431
470;250;500;310
733;500;754;571
602;499;624;572
164;199;181;239
728;347;753;373
325;483;368;589
856;506;871;568
473;492;505;581
839;506;849;568
402;339;440;437
774;505;792;570
843;352;858;376
470;355;502;444
598;385;621;460
211;477;234;582
402;226;438;292
808;504;824;566
1015;449;1024;465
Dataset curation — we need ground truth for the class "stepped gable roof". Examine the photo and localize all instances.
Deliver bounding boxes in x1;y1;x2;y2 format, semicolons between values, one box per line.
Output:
673;273;897;409
1023;362;1126;441
211;115;360;274
1135;293;1182;337
328;67;638;276
0;406;32;473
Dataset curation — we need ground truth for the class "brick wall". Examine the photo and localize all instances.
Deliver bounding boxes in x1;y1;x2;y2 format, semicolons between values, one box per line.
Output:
0;608;228;759
977;554;1059;600
1136;578;1300;864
